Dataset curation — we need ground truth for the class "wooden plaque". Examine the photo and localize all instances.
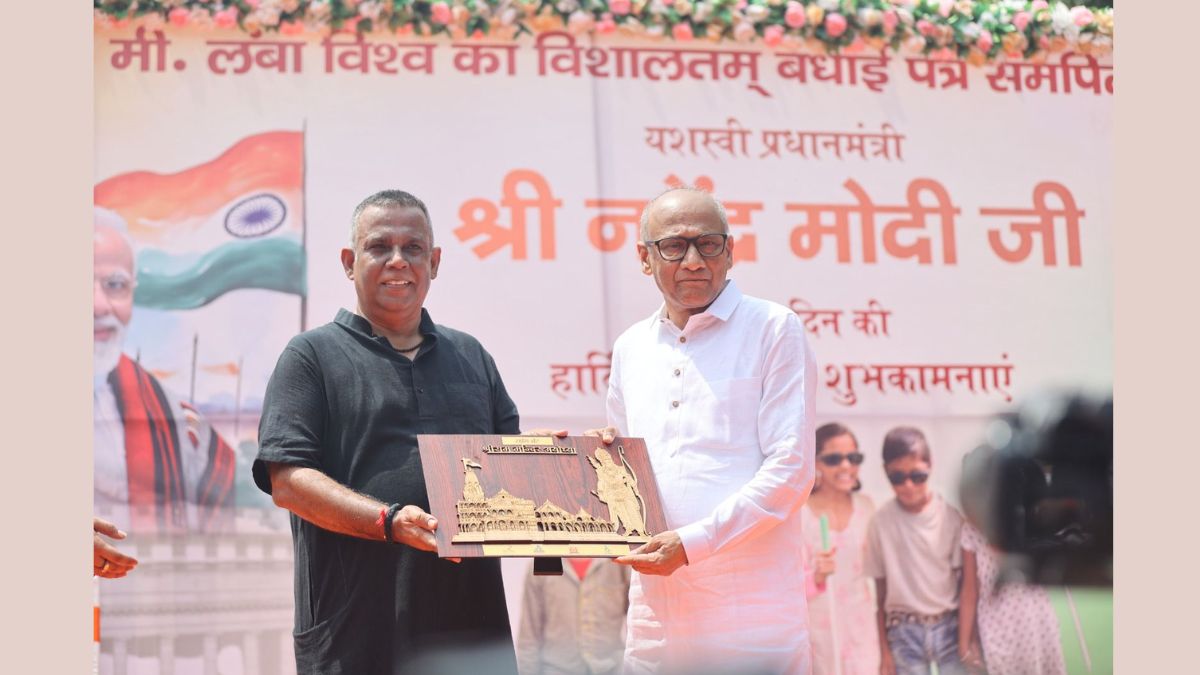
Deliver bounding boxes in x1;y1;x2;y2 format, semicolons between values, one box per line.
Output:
416;435;668;558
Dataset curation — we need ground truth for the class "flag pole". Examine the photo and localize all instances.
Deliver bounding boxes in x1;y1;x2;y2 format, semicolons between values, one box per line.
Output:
189;333;198;404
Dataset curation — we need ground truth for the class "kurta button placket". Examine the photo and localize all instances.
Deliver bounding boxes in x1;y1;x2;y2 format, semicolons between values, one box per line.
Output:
608;281;817;667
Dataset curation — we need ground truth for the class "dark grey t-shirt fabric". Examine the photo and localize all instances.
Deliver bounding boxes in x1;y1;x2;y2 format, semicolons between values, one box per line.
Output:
254;308;520;674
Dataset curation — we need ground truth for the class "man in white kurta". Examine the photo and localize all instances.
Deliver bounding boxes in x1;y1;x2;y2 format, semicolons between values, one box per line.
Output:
590;188;817;674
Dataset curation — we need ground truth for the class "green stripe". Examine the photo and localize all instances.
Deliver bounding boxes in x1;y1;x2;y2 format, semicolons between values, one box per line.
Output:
134;237;306;310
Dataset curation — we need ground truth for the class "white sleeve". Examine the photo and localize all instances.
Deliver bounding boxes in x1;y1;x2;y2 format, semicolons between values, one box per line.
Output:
605;343;628;435
675;315;816;564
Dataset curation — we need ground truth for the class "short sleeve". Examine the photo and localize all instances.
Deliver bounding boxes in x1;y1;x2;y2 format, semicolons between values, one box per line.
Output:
863;511;886;580
948;503;965;568
252;341;328;494
485;350;520;434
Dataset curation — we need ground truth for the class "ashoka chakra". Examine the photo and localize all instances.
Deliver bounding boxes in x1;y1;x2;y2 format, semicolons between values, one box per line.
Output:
224;193;287;238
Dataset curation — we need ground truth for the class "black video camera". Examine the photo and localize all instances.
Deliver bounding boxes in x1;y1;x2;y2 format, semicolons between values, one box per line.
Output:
959;393;1112;587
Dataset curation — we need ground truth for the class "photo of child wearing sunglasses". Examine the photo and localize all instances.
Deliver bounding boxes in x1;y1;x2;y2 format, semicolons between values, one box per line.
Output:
864;426;967;675
800;423;880;675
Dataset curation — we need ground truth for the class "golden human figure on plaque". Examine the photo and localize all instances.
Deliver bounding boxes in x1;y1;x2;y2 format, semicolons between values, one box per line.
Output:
461;458;485;502
588;447;648;537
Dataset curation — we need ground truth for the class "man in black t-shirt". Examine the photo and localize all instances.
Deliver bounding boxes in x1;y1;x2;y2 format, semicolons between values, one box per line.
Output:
253;190;524;674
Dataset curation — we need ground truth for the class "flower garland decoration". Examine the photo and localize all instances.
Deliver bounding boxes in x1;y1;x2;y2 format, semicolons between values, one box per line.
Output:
93;0;1113;63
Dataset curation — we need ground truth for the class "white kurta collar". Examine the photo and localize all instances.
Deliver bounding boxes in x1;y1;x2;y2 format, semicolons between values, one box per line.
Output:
654;279;743;330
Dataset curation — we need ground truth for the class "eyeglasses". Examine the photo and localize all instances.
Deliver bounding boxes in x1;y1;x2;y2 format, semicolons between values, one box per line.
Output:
644;233;729;262
95;272;135;301
818;452;864;467
887;470;930;486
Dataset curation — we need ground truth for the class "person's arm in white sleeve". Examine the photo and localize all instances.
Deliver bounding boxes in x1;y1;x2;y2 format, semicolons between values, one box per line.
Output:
586;346;627;442
671;315;817;566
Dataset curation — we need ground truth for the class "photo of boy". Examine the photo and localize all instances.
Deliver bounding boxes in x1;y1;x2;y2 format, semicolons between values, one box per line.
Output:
864;427;965;675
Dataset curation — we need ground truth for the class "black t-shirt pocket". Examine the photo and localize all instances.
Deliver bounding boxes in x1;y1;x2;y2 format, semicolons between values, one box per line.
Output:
292;600;376;674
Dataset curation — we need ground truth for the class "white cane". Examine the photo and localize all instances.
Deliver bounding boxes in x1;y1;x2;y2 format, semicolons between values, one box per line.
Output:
819;514;843;675
1063;587;1093;673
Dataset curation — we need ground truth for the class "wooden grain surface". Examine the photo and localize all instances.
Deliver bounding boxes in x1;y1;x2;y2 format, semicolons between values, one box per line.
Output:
417;435;668;558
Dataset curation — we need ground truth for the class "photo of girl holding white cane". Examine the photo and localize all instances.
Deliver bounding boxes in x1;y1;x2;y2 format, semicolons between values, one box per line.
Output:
802;423;880;675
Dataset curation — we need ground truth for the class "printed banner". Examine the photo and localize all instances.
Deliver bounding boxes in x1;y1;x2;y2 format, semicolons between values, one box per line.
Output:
94;27;1111;675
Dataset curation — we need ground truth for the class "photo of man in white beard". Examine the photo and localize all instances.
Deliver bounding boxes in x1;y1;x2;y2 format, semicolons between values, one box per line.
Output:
92;207;237;535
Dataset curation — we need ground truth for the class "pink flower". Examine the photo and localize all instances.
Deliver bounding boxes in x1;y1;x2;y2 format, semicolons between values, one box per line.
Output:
784;2;806;29
1013;11;1030;31
844;36;865;53
824;12;847;38
763;24;784;46
280;20;306;36
935;46;955;60
977;29;993;52
917;19;934;36
214;7;239;29
883;9;898;33
1031;0;1048;10
597;13;617;33
246;0;261;9
673;22;694;41
168;7;190;27
736;0;747;9
938;0;953;17
1071;7;1094;26
610;0;632;16
430;2;451;25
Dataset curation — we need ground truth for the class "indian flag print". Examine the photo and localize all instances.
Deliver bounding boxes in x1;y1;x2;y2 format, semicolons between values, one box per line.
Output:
94;130;306;310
